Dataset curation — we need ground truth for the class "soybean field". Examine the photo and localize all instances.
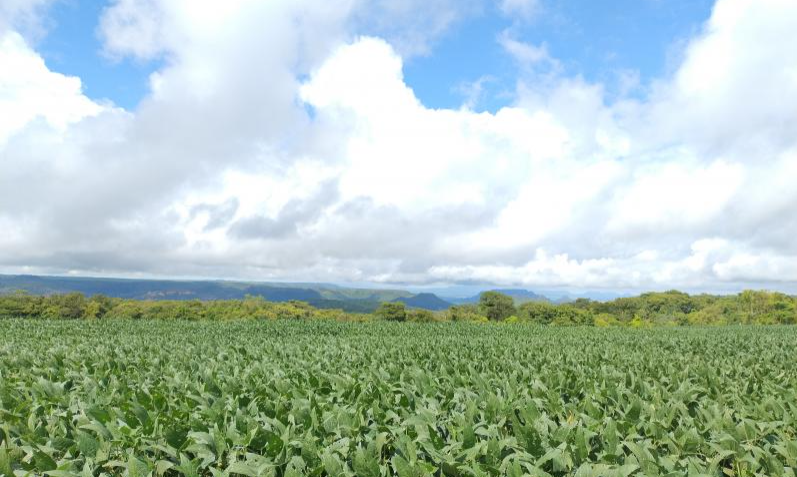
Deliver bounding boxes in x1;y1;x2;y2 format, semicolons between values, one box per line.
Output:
1;320;796;477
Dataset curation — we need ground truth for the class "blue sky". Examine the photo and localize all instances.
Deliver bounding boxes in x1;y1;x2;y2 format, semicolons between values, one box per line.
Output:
38;0;715;112
37;0;159;109
406;0;715;110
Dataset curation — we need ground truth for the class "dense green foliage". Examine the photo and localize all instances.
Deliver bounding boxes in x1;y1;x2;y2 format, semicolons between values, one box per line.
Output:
583;290;797;326
478;292;516;322
376;302;408;322
0;293;369;322
447;290;797;326
1;320;796;477
1;289;797;325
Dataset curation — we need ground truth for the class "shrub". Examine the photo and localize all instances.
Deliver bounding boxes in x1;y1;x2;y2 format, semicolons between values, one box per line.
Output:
376;302;407;322
407;309;436;322
478;291;516;321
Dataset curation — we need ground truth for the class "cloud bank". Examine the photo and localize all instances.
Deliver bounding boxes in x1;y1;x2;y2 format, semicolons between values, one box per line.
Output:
1;0;796;292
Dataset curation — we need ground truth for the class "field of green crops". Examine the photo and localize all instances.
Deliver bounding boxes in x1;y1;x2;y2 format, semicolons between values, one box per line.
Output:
1;320;796;477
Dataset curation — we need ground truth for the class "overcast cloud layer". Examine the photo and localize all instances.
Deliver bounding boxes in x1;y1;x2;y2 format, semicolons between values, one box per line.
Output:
1;0;797;292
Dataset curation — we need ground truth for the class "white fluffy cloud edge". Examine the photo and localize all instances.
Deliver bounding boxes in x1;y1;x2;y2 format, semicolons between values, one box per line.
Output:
1;0;796;292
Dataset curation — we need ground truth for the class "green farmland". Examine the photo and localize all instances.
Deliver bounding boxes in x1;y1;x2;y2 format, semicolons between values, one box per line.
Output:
1;320;796;477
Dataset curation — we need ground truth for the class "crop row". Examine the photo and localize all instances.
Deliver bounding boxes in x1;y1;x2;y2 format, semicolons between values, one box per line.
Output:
1;320;796;476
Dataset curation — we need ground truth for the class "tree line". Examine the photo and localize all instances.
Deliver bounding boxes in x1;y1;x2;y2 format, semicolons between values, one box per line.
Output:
0;289;795;325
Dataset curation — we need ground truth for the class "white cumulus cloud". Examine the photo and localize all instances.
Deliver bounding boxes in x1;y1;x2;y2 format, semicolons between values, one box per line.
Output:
0;0;796;292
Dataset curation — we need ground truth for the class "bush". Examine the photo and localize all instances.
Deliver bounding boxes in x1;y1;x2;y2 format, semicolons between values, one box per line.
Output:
593;313;619;327
446;305;487;322
407;309;436;322
518;301;559;324
376;302;407;322
478;291;516;321
41;293;87;320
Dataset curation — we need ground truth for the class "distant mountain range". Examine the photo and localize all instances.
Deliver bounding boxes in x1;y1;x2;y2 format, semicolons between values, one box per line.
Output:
448;288;551;305
393;293;452;311
0;274;428;312
0;274;621;312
